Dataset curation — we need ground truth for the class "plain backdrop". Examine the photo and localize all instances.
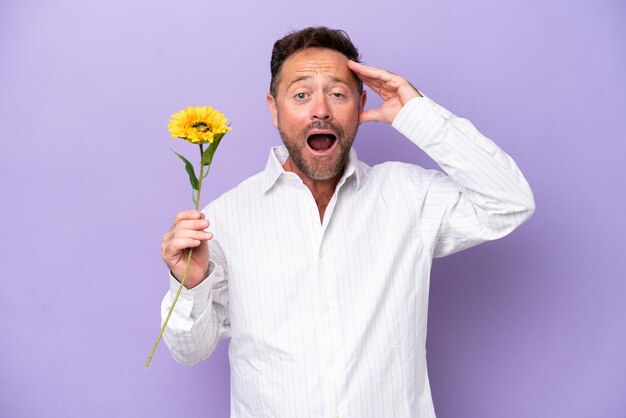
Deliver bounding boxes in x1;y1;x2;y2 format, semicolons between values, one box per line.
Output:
1;0;625;417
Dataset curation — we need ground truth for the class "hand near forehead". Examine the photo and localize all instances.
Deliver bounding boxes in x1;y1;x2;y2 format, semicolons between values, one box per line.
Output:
348;60;422;124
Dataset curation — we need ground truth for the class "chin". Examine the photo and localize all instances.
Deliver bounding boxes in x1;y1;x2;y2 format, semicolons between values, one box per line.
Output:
302;152;348;181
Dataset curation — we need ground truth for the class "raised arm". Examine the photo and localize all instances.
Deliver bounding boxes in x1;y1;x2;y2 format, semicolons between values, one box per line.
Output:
349;60;535;256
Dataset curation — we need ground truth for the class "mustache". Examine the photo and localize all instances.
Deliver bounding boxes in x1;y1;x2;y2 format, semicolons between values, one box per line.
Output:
301;120;345;138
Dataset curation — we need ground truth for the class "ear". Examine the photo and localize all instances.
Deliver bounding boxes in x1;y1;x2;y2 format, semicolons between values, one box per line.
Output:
266;93;279;129
359;89;367;114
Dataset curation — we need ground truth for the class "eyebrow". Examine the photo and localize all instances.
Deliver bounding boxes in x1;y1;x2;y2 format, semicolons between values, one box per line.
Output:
286;75;350;90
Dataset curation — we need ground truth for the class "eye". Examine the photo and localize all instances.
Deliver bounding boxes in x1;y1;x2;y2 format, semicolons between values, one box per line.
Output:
295;92;308;100
331;92;345;98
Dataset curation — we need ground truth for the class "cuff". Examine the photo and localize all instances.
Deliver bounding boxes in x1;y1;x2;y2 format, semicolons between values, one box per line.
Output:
392;94;453;148
167;261;217;318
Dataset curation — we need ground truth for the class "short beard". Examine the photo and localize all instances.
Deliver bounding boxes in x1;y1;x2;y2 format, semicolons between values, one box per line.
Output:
278;119;358;181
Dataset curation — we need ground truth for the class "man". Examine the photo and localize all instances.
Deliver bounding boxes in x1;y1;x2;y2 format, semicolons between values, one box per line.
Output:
160;27;535;417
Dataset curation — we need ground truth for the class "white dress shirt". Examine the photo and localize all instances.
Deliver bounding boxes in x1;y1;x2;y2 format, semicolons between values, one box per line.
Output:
161;95;535;418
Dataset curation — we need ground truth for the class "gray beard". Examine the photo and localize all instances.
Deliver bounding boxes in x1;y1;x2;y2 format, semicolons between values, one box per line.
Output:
278;120;358;181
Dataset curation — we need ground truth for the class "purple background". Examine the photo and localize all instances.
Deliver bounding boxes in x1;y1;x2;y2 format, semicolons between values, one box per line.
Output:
1;0;624;417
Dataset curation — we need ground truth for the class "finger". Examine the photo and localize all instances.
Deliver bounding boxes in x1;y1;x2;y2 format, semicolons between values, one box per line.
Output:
165;237;208;254
175;218;210;231
353;75;399;99
173;210;203;224
359;109;383;124
348;60;395;83
359;78;385;93
172;229;213;241
161;235;213;258
348;60;384;76
364;76;404;93
353;73;388;91
162;238;199;260
348;61;415;101
163;229;212;254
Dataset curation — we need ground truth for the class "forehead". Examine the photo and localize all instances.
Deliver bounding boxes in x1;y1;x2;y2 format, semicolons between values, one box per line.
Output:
278;48;354;89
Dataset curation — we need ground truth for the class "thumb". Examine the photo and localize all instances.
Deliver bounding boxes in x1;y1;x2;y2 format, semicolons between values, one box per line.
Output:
359;109;383;124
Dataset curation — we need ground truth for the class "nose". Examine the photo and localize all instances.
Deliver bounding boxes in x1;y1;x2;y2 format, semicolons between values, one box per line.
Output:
311;95;331;121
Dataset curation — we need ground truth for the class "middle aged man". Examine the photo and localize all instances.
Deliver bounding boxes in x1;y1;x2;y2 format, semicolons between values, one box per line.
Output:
159;27;535;418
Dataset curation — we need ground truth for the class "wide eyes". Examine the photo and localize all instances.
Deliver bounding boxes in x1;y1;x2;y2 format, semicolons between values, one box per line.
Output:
295;92;308;100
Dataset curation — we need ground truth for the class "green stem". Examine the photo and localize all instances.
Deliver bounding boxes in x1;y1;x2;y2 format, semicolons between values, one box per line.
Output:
145;144;208;369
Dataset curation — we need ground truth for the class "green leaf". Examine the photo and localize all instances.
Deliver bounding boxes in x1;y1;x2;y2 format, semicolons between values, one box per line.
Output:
201;136;220;166
201;126;230;167
171;149;199;190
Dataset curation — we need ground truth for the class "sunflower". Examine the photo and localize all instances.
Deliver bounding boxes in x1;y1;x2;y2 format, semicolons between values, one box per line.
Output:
167;106;231;144
147;104;231;369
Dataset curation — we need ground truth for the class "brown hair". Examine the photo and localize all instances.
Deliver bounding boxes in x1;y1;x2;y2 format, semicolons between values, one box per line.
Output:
269;26;363;97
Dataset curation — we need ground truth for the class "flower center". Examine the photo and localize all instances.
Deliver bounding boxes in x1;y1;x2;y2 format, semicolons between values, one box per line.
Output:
192;122;212;132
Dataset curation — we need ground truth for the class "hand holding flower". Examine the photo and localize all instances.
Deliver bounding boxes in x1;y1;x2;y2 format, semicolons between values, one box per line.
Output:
161;209;212;289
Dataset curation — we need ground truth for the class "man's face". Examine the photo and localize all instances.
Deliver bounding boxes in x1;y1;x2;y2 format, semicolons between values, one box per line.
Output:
267;48;367;181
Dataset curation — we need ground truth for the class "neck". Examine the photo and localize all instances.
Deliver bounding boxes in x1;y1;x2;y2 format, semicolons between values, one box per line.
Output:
283;157;344;223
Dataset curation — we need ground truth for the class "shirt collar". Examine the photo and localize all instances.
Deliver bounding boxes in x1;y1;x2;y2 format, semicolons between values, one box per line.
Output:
261;145;365;193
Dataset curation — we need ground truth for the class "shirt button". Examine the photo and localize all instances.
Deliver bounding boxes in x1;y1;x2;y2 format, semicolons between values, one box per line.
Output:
322;303;330;312
319;251;325;258
328;356;335;365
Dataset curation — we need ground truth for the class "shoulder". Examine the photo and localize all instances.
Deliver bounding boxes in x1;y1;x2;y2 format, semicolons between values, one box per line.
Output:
368;160;442;188
361;160;456;208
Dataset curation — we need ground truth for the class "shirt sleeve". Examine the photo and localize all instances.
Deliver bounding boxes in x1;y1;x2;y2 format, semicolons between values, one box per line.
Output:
392;95;536;258
161;240;230;365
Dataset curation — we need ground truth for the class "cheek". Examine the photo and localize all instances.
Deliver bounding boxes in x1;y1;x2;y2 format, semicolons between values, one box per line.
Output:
278;108;307;130
337;105;361;126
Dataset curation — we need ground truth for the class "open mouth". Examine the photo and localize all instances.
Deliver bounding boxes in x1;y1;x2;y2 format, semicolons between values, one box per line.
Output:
306;133;337;152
